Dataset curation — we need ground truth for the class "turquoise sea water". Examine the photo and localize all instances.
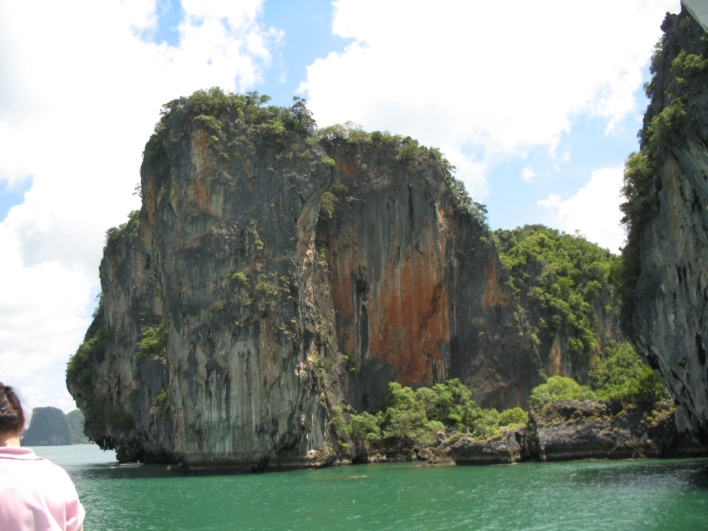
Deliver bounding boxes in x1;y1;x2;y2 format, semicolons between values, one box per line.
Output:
30;446;708;531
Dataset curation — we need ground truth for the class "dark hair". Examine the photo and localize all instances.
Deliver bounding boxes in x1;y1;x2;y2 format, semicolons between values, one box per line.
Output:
0;383;24;434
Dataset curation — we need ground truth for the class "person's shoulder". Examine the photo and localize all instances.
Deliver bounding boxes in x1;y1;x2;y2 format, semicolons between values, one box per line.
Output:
33;458;76;486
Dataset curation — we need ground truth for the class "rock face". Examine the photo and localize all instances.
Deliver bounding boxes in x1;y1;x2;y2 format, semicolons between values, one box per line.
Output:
365;400;706;466
495;226;625;383
431;429;527;465
318;142;541;412
526;400;704;461
22;407;72;446
67;92;542;468
623;9;708;439
66;410;89;444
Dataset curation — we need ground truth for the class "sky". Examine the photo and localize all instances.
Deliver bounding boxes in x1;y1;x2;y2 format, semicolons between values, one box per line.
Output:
0;0;681;414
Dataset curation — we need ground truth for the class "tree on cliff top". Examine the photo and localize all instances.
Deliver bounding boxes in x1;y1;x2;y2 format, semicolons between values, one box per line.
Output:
149;87;488;229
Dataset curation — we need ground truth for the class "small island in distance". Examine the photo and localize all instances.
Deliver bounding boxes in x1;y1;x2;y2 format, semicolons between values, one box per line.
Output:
21;407;89;446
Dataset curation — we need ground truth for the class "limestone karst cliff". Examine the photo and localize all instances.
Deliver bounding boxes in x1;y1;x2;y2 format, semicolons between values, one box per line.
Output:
495;225;624;383
22;407;72;446
620;8;708;440
67;91;549;468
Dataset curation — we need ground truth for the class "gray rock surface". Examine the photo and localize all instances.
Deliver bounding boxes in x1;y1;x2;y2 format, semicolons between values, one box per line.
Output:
526;400;705;461
625;10;708;440
67;95;543;468
432;429;526;465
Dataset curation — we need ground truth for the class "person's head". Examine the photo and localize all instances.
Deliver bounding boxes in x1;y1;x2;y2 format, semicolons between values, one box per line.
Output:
0;383;24;441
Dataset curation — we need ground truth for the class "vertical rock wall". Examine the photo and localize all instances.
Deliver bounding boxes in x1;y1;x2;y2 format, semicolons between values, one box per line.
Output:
68;94;541;468
315;141;541;411
624;9;708;438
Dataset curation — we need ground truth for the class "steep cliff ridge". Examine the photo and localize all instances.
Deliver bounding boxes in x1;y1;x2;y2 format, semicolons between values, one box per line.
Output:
621;8;708;439
67;90;541;468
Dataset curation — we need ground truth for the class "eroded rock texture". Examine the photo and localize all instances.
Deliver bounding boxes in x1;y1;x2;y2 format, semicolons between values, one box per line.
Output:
68;93;541;469
317;141;541;412
624;10;708;439
526;400;704;461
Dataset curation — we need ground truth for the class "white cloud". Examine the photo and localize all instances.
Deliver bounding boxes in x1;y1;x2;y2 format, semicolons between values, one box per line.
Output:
539;167;626;252
538;193;561;209
300;0;679;199
0;0;278;412
521;167;537;182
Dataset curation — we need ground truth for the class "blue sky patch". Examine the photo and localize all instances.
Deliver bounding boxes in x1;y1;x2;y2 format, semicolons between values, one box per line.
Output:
137;0;185;47
257;0;353;108
484;71;650;232
0;178;32;222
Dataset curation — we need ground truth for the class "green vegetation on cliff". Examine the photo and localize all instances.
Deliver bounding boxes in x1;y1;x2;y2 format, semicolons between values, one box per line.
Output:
148;88;487;228
494;225;621;370
529;342;669;410
105;210;141;247
136;322;167;362
492;225;670;406
21;408;90;446
620;13;708;324
149;89;312;160
343;379;528;450
315;122;488;225
66;298;134;435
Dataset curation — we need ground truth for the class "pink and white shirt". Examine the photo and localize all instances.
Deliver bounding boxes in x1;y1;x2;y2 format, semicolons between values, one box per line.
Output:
0;447;85;531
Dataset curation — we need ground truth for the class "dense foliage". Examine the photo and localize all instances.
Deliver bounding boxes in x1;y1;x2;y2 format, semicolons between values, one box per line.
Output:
494;225;621;368
590;342;670;409
619;14;708;324
147;88;318;167
344;346;666;452
343;379;528;450
529;342;669;410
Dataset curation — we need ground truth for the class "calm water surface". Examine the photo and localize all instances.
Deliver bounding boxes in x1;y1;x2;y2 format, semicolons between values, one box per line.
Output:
30;446;708;530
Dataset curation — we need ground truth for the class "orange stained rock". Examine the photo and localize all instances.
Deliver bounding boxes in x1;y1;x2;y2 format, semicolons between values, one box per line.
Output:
190;129;212;213
330;251;356;358
144;178;158;227
482;260;510;309
335;154;354;177
368;247;450;387
327;194;453;387
436;209;447;253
